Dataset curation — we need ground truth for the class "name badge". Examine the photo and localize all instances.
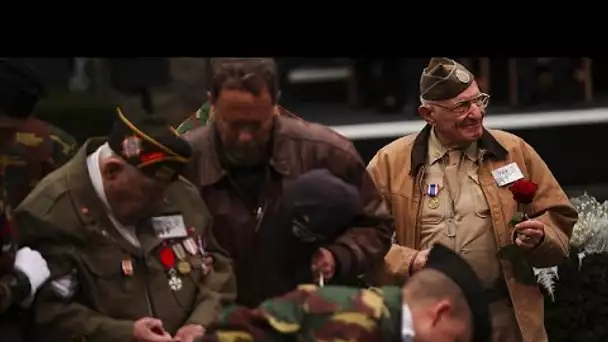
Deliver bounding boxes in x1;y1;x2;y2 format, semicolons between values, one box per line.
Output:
151;214;187;239
491;162;524;187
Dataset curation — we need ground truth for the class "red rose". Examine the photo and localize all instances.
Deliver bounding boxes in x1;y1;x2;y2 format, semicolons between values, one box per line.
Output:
509;179;538;204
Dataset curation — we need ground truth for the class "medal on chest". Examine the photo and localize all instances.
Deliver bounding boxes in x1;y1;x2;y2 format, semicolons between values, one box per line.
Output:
427;183;441;209
159;245;182;291
172;243;191;275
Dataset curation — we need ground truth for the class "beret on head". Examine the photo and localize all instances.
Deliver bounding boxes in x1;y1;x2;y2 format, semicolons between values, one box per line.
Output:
424;244;492;342
265;169;361;269
420;57;475;101
0;58;46;119
107;108;192;183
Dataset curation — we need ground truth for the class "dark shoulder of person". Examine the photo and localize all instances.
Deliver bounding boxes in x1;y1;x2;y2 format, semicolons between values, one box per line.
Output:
277;115;359;159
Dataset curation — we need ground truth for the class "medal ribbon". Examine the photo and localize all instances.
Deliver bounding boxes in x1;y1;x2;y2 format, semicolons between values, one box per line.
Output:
159;246;176;269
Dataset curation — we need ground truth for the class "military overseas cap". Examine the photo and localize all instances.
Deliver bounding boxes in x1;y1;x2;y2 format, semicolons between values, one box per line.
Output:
420;57;475;101
107;108;192;183
424;244;491;342
0;58;46;124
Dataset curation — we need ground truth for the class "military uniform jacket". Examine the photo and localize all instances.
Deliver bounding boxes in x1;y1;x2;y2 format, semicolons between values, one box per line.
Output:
14;138;237;342
203;285;403;342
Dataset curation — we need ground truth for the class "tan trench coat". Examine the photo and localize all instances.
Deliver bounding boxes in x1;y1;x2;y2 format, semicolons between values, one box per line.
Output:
367;125;578;342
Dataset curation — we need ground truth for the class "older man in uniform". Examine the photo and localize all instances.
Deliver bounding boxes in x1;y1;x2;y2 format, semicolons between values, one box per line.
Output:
15;109;236;342
199;243;492;342
183;58;393;308
367;58;578;341
0;58;76;342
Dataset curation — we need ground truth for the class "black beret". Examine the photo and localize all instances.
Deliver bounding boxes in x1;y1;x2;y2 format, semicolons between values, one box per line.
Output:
0;58;46;119
420;57;474;101
424;244;492;342
107;108;192;183
268;169;361;269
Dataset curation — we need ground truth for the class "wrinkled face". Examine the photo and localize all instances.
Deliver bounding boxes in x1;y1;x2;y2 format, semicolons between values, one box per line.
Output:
101;158;169;225
419;82;488;146
413;300;472;342
211;88;276;167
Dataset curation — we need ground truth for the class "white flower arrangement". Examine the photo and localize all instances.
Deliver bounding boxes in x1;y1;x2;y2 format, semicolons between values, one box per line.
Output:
535;193;608;301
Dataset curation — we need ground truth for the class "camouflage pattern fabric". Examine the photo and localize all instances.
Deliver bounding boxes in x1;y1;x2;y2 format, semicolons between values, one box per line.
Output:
175;102;302;135
202;285;403;342
176;102;212;134
0;117;77;313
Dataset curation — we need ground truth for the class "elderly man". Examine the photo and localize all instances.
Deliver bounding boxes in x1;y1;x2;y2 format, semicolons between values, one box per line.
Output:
200;244;491;342
15;109;236;342
367;58;578;342
183;58;393;308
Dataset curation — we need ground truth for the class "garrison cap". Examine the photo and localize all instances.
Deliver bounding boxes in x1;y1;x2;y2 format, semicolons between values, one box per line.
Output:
108;108;192;183
420;57;475;101
0;58;46;121
424;244;492;342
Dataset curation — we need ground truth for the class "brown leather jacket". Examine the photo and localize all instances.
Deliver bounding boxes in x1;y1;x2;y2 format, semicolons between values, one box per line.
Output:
183;114;393;307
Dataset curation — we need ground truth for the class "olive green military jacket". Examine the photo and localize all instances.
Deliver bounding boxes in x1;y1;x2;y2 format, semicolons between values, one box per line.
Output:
14;138;237;342
202;285;403;342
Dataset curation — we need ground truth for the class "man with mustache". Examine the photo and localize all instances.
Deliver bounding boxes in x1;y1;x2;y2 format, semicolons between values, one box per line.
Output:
183;58;393;308
15;109;236;342
367;58;577;341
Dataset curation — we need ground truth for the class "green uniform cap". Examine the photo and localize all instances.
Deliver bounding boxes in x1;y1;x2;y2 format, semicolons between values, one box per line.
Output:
420;57;475;101
108;108;192;183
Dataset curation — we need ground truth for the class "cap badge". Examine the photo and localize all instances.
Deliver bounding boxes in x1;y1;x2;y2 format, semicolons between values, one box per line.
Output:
122;136;142;158
455;69;470;84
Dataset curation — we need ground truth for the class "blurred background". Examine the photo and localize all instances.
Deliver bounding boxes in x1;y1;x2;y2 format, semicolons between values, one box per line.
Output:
28;57;608;200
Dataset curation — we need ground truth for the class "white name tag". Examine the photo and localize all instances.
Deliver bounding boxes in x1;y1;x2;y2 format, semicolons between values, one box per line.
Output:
491;162;524;187
151;214;187;239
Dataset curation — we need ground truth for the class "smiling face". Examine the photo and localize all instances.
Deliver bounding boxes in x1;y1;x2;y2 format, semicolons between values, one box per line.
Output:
418;81;489;146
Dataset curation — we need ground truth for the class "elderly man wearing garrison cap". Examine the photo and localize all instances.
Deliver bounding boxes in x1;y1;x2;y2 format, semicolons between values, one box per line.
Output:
14;109;236;342
367;58;578;341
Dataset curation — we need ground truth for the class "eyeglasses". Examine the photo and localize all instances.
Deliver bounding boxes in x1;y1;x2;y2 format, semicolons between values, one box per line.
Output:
431;93;490;115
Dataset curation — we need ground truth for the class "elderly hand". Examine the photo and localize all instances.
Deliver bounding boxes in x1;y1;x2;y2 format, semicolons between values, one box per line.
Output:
311;248;336;285
514;219;545;250
175;324;205;342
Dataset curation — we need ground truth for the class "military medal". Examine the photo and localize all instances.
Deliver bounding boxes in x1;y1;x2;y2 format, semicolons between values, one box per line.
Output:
159;246;182;291
183;237;199;256
427;184;441;209
168;269;183;291
121;259;133;276
183;237;204;269
172;244;191;275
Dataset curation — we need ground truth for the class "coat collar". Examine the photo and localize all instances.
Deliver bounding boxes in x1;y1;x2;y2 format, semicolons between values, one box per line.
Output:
409;124;508;176
197;116;292;187
65;138;181;256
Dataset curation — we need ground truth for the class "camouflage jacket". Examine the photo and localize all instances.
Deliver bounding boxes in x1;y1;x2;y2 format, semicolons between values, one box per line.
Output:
202;285;403;342
175;102;301;135
0;117;78;314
